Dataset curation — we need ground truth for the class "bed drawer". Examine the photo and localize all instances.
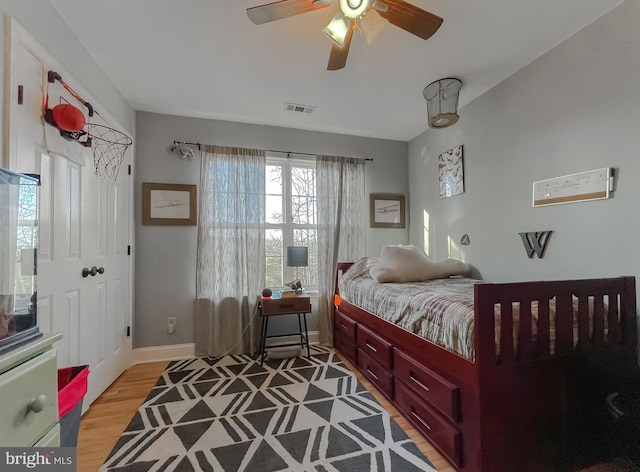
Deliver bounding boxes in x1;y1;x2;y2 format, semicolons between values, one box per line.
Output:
395;379;462;468
334;310;357;342
394;349;461;422
335;331;357;364
357;348;393;399
357;324;393;369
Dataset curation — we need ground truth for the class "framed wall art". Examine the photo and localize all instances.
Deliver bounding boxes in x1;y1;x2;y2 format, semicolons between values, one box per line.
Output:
370;194;405;228
438;145;464;198
142;182;197;225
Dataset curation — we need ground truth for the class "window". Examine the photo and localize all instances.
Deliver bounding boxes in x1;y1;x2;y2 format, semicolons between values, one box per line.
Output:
265;157;317;289
15;177;38;312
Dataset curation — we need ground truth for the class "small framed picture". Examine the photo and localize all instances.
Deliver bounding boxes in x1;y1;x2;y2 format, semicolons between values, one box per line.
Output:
370;194;405;228
142;182;197;225
438;145;464;198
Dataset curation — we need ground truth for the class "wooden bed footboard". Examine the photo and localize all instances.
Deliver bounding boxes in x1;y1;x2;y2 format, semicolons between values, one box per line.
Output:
474;276;637;365
474;276;638;471
334;263;639;471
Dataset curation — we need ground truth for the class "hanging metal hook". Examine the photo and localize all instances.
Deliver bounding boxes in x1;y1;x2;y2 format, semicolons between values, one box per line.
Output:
170;141;199;160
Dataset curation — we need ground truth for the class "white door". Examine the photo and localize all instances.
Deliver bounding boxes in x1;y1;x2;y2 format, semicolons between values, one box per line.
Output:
7;19;133;409
37;151;132;408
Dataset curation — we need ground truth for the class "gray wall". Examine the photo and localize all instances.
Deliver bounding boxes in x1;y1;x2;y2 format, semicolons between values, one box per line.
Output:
135;111;408;348
408;0;640;290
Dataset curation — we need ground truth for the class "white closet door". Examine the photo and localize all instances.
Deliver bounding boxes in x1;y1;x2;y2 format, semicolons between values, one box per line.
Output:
8;19;132;410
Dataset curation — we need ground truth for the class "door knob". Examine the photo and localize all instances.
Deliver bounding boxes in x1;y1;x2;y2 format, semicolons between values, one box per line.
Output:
82;266;98;277
97;266;105;275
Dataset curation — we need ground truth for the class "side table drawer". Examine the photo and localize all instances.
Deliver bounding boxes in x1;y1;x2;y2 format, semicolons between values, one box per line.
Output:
0;349;58;446
263;296;311;315
357;324;393;369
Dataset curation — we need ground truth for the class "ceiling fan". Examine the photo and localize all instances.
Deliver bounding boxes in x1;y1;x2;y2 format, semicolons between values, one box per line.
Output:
247;0;443;70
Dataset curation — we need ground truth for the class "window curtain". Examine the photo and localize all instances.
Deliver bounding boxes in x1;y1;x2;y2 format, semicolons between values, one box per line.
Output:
195;145;266;357
316;155;366;345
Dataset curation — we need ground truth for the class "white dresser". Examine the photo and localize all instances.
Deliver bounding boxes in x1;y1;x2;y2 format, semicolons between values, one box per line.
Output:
0;333;63;446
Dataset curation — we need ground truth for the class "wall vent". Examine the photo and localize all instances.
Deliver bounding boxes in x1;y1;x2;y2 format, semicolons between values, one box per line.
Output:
284;102;316;114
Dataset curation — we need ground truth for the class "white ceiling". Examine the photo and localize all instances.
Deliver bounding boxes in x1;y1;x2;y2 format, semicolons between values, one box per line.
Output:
49;0;624;142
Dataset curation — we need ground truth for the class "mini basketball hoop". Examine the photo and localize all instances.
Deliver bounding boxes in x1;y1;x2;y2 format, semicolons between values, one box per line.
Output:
86;123;133;180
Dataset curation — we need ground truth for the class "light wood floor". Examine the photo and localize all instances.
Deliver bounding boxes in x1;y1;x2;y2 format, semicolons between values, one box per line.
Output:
77;361;169;471
76;355;635;472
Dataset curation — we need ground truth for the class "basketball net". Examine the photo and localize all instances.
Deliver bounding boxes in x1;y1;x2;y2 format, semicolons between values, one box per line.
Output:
85;123;133;180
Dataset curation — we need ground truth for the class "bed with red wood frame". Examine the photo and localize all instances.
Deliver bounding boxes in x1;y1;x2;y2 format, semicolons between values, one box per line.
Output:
334;261;638;471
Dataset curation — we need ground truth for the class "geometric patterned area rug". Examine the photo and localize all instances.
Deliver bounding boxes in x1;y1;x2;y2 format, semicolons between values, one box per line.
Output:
100;346;436;472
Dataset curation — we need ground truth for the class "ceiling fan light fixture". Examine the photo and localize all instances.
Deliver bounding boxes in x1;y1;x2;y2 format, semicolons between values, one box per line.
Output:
340;0;370;18
423;78;463;129
246;0;443;71
370;0;389;13
360;9;387;44
323;13;350;47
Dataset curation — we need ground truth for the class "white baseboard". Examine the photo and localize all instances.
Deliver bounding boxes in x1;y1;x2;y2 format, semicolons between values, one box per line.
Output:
133;343;196;364
132;331;320;364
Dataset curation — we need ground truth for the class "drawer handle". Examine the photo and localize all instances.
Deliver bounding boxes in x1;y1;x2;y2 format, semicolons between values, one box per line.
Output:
411;407;432;431
366;367;378;380
365;341;377;353
340;322;348;330
29;394;48;413
410;371;430;392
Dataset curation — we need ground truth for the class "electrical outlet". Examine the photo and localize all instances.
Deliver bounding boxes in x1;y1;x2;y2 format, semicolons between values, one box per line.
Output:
167;317;177;334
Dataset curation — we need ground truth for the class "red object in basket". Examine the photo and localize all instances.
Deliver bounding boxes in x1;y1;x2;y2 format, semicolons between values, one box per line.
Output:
57;365;89;419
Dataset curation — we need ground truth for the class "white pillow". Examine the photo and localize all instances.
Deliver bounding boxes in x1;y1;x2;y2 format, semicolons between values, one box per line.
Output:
369;245;469;283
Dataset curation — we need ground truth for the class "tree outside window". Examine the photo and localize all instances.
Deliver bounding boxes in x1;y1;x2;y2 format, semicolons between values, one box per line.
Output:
265;157;317;289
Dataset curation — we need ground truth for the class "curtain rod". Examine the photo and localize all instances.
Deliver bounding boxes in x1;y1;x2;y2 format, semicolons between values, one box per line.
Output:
266;149;373;162
172;141;373;161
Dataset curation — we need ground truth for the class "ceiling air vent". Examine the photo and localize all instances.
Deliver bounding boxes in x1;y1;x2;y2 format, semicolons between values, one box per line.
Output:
284;102;316;114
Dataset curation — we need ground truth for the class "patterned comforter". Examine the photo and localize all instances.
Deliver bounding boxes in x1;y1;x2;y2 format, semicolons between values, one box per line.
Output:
339;258;603;362
339;257;480;360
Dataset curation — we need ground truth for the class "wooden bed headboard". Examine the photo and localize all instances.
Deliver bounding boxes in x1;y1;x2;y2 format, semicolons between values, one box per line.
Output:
335;262;355;296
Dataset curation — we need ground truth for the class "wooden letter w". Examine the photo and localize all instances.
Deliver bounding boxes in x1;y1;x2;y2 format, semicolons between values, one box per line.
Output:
519;231;553;258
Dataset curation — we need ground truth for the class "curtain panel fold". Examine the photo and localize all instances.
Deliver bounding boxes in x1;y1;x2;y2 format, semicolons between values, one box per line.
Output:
316;155;366;346
195;146;266;357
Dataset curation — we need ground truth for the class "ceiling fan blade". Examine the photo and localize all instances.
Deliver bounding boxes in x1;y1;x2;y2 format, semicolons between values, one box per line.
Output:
327;21;354;71
374;0;443;40
247;0;332;25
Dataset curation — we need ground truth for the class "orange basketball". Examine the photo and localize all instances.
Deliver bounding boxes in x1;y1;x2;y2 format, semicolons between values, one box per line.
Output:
52;103;86;132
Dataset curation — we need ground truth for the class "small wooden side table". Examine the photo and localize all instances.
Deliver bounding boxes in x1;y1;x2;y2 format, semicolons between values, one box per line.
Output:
259;295;311;365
